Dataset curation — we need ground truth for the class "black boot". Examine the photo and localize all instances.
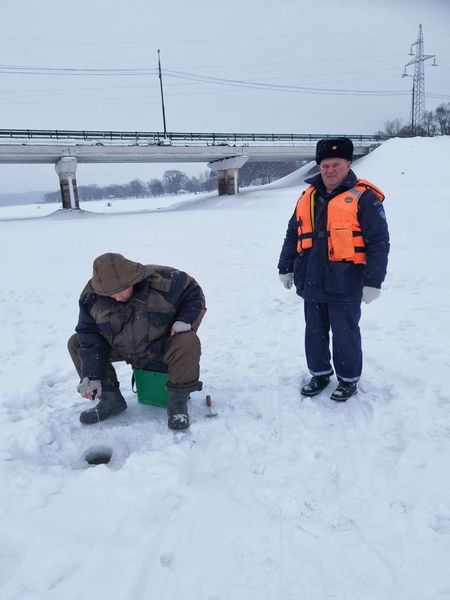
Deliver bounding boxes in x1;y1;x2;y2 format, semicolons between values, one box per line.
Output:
167;381;202;431
80;389;127;425
301;376;330;397
330;382;358;402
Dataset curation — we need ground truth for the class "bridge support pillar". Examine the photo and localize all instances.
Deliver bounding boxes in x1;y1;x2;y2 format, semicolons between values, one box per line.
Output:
207;155;249;195
55;157;80;209
217;168;239;195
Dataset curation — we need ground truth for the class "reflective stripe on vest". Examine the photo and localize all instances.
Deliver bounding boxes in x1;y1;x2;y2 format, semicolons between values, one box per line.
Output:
295;179;384;264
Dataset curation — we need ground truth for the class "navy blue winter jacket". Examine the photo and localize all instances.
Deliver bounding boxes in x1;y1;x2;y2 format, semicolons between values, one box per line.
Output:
278;170;390;303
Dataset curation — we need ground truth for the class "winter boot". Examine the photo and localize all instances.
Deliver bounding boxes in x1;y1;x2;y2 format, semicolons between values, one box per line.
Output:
79;389;127;425
167;381;203;431
301;376;330;397
330;382;358;402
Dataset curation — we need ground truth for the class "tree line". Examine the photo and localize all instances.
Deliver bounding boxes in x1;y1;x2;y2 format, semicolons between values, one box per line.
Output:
376;101;450;138
43;161;304;203
43;169;216;203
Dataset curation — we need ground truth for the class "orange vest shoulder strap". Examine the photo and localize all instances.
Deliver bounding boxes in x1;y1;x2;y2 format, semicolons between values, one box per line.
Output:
295;185;316;225
295;185;316;252
355;178;385;202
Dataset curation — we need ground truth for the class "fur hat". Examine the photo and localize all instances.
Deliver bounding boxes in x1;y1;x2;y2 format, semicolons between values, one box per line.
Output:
316;137;354;164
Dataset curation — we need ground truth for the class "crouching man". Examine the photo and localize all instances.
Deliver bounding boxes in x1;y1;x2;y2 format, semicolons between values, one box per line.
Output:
68;252;206;431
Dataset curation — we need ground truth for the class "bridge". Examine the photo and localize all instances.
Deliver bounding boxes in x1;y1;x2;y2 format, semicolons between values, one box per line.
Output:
0;128;385;208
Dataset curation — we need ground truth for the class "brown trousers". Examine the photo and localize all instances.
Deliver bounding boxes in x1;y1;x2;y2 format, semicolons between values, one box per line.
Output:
67;331;201;390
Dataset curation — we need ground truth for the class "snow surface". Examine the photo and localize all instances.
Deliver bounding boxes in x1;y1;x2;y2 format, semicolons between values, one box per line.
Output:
1;137;450;600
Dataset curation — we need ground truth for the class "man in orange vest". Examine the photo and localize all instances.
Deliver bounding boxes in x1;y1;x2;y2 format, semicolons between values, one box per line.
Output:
278;137;389;401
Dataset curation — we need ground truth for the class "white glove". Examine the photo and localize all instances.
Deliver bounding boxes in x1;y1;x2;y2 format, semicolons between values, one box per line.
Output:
279;273;294;289
362;286;381;304
171;321;192;336
77;377;102;399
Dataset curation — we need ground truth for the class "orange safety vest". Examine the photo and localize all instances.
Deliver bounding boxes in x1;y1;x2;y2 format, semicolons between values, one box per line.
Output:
295;179;385;264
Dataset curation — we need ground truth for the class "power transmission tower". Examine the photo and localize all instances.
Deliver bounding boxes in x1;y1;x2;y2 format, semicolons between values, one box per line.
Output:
402;24;437;133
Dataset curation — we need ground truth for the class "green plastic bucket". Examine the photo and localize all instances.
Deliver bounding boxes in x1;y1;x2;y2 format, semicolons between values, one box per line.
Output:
132;368;168;407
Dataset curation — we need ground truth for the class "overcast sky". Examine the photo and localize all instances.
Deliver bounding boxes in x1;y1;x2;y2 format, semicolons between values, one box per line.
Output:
0;0;449;194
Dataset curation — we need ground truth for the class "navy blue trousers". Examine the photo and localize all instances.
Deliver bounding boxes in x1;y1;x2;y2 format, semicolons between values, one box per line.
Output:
303;301;362;383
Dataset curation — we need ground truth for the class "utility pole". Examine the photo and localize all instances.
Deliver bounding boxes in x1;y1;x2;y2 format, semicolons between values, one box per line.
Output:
402;24;437;132
157;49;168;138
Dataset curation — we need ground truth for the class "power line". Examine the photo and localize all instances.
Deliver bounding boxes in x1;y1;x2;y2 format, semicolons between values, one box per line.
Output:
3;85;445;108
167;54;407;70
161;68;409;97
0;64;412;98
0;29;413;49
0;68;405;96
0;60;443;100
428;93;450;100
0;54;417;76
0;64;156;76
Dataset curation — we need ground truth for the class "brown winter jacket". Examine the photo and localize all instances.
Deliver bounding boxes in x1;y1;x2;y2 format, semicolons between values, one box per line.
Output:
75;253;206;379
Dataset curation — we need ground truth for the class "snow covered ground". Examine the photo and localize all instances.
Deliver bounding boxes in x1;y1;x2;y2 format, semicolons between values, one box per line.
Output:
1;137;449;600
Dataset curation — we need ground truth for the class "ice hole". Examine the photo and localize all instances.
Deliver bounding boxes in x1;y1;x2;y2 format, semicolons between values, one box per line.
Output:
84;445;113;466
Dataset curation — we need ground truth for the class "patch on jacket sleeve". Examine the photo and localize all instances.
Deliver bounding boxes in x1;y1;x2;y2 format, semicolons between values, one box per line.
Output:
374;200;387;221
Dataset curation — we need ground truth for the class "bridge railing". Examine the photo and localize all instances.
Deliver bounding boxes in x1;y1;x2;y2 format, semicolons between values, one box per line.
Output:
0;128;387;144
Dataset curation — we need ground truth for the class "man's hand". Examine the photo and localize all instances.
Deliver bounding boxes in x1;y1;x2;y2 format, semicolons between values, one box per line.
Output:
362;286;381;304
77;377;102;399
279;273;294;290
171;321;192;336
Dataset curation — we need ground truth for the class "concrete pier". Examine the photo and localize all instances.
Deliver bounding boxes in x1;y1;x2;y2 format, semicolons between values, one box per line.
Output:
207;155;249;195
54;157;80;209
